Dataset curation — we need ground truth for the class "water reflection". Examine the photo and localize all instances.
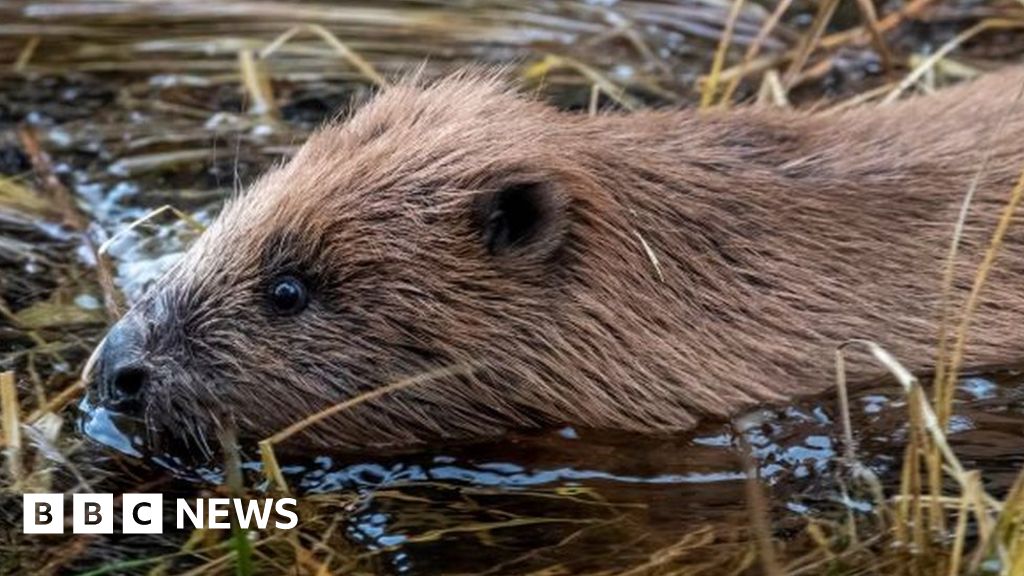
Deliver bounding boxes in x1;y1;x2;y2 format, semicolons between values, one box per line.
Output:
76;371;1024;574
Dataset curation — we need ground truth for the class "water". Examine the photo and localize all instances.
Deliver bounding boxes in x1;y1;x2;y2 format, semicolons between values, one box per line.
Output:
69;369;1024;573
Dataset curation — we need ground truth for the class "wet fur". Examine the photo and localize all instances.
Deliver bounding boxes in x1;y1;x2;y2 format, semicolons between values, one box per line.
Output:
107;69;1024;452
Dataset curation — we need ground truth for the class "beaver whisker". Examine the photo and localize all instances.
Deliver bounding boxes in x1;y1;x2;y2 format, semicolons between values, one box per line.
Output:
264;362;484;445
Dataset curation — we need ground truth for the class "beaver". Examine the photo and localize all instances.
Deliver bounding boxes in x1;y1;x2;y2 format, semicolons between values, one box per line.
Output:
88;69;1024;454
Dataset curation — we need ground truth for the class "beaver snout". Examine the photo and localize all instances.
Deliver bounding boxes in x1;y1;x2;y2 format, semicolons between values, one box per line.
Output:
92;316;152;410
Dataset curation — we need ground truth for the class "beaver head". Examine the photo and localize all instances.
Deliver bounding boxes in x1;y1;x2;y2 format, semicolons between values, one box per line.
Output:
89;75;707;455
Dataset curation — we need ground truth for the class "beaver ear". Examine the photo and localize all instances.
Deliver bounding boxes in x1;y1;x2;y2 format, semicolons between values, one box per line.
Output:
474;181;568;259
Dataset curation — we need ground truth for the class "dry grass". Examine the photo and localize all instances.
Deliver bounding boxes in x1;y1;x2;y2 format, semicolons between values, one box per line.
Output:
3;0;1024;574
258;362;481;494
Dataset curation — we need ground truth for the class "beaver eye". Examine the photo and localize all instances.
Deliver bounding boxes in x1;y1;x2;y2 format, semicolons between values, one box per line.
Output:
267;276;308;316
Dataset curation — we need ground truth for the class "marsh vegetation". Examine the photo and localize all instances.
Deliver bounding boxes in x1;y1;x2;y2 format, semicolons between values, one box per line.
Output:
4;0;1024;574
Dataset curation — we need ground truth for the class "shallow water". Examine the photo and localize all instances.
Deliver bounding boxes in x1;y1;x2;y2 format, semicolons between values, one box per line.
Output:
69;369;1024;574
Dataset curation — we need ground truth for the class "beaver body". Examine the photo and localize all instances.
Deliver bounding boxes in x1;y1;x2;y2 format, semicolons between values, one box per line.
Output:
91;70;1024;452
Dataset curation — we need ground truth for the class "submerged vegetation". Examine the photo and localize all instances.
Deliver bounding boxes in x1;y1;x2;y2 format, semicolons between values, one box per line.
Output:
4;0;1024;574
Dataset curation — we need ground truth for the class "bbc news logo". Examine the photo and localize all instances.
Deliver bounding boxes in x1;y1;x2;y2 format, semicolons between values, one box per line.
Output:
23;494;299;534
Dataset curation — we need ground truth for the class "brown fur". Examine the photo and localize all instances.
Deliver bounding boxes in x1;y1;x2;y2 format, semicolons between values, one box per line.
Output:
93;69;1024;453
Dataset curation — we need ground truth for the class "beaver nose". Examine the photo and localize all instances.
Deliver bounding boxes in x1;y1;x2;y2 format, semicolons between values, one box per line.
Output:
95;318;151;408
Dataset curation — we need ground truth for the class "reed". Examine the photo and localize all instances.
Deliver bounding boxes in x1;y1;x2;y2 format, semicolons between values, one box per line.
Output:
3;0;1024;573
